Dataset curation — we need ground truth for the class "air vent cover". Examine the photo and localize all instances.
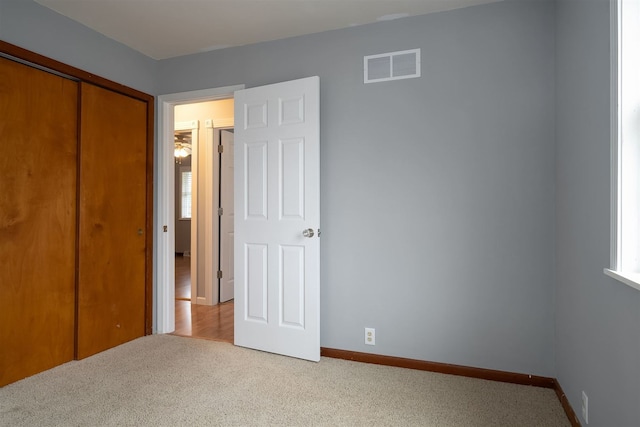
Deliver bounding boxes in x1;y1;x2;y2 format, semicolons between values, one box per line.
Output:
364;49;421;84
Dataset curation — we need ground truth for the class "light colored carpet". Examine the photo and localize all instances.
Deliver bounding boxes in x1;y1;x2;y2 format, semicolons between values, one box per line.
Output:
0;335;569;426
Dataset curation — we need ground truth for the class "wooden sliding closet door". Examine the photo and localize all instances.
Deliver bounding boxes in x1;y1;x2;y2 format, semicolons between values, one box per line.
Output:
0;58;78;386
77;83;147;359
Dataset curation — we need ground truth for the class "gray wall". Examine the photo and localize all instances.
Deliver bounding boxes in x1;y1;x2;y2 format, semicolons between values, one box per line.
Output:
158;0;557;377
0;0;156;94
555;0;640;425
10;3;640;423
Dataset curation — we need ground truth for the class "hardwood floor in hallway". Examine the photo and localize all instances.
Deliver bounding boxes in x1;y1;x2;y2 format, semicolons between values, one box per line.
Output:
173;255;234;343
175;254;190;301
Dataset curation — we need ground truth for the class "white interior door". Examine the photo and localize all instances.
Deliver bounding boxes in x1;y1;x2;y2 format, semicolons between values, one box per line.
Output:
219;129;234;303
234;76;320;362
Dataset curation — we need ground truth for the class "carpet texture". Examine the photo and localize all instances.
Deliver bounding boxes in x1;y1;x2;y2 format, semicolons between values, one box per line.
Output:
0;335;569;426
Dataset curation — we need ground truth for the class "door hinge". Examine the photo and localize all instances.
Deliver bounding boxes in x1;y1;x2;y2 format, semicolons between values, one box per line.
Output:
217;270;223;279
163;225;168;232
218;145;224;154
218;207;223;216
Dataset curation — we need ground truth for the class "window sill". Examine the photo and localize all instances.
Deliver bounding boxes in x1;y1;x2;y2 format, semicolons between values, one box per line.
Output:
603;268;640;292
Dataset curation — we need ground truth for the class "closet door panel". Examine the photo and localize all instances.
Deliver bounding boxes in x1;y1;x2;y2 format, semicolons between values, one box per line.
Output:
0;58;78;386
77;83;147;359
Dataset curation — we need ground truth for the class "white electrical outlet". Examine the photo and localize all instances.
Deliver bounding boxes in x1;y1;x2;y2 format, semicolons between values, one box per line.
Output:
582;391;589;424
365;328;375;345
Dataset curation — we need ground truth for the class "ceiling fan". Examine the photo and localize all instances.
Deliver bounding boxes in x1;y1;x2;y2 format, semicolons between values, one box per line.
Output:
174;131;192;158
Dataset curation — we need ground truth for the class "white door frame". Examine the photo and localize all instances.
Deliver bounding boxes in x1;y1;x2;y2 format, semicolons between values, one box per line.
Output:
205;120;235;306
155;85;244;334
217;127;235;303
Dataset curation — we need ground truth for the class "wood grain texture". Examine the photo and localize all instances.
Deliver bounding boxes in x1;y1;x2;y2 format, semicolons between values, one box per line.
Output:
0;57;78;386
175;255;191;301
173;301;234;343
0;43;154;380
320;348;556;389
76;83;147;359
0;44;155;337
0;40;152;102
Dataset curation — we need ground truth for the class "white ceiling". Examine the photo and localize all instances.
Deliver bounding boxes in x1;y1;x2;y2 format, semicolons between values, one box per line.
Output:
35;0;502;60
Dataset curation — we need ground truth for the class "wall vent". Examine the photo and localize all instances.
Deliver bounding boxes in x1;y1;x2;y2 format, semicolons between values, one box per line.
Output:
364;49;421;84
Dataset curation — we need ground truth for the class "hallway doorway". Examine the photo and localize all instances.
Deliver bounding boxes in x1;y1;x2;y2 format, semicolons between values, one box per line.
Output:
172;102;235;342
156;84;245;335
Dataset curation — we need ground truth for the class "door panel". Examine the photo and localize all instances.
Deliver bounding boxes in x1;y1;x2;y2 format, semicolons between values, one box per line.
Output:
281;245;305;327
0;58;78;386
77;83;147;359
234;77;320;362
220;129;234;302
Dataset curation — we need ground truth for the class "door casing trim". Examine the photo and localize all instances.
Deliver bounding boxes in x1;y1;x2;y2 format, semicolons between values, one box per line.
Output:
155;85;244;334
